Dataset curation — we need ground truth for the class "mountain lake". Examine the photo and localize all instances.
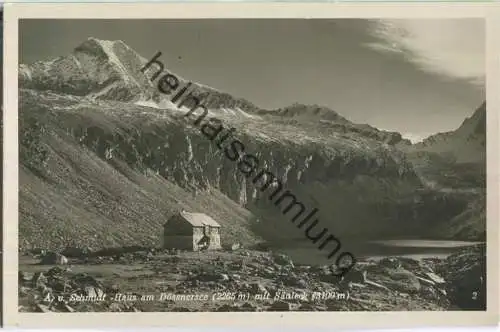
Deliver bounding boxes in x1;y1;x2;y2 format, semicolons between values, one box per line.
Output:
277;239;483;266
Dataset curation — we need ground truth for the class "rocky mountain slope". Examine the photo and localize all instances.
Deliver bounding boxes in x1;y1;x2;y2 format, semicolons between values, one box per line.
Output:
400;102;486;240
19;38;485;251
409;102;486;165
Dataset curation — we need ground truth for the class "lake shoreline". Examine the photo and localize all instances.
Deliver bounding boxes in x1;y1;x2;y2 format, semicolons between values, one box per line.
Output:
265;238;482;266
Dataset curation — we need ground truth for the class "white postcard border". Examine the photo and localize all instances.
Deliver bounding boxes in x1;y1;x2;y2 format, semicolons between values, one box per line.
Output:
3;2;499;328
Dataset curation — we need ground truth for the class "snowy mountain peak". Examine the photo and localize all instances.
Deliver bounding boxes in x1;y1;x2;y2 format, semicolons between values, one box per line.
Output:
20;37;159;102
408;101;486;163
19;38;261;112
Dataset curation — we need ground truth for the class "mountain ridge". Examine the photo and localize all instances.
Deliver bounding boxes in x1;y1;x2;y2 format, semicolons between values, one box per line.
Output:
408;102;486;164
20;37;412;146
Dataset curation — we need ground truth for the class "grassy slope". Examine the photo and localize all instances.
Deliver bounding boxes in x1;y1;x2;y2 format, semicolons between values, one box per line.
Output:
20;118;262;251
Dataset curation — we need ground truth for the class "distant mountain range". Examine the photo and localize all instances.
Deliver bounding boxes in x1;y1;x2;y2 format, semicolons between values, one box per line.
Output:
409;102;486;164
18;38;486;251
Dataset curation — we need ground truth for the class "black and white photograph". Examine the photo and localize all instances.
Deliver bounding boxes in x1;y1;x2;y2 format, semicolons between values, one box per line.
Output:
3;3;497;325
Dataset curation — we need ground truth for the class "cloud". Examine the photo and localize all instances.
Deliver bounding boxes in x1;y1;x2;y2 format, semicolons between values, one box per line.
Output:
366;19;485;86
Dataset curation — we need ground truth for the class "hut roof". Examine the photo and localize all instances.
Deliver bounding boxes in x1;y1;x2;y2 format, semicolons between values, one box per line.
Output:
170;211;221;228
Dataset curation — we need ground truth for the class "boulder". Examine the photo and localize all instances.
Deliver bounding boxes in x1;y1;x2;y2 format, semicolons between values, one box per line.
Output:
216;304;237;312
384;269;421;293
61;304;76;312
295;278;308;289
298;303;314;311
281;274;308;289
342;269;367;284
379;257;402;269
250;282;268;294
35;303;51;313
420;285;439;301
268;301;292;311
39;252;68;265
46;266;66;277
18;271;33;283
365;280;390;292
239;302;258;311
108;302;124;312
416;276;436;287
230;243;241;251
195;272;225;282
32;272;48;287
84;286;104;298
397;257;424;271
71;273;102;288
272;253;294;267
172;307;193;312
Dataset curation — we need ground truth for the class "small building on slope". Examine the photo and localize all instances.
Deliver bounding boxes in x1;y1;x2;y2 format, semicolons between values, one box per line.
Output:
163;210;222;251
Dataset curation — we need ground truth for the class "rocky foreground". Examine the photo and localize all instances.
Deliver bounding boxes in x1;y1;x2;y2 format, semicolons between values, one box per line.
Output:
18;244;486;312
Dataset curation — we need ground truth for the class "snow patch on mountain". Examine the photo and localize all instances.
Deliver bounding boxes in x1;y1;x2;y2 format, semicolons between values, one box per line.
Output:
235;107;260;119
134;98;187;113
134;99;162;109
221;108;236;116
71;55;83;71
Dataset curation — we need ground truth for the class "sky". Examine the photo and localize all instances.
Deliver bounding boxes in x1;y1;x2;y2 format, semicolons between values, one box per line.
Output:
19;19;485;142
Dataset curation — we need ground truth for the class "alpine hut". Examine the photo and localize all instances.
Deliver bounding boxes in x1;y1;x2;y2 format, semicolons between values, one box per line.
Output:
163;210;222;251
